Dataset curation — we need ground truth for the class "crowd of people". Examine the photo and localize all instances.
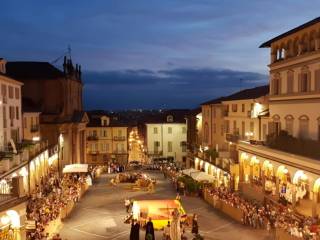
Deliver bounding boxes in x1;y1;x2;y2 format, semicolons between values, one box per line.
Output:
26;167;89;240
205;186;319;239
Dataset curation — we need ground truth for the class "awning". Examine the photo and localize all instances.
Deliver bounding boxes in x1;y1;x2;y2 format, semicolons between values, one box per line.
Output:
190;171;215;182
181;168;200;176
63;164;89;173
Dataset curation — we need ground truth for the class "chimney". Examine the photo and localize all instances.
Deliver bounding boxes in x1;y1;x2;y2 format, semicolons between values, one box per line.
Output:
0;58;7;74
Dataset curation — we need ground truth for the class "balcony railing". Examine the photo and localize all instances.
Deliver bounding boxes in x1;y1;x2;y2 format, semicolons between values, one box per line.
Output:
113;136;126;141
226;133;239;143
87;135;98;141
30;125;39;132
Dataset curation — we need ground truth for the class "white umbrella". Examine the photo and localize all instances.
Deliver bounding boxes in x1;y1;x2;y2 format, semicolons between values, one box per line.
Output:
181;168;200;176
190;171;215;182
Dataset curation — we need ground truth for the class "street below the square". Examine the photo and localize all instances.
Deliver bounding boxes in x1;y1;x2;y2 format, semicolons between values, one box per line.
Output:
59;171;270;240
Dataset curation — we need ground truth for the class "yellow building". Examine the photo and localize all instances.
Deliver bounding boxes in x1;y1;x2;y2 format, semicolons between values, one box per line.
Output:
85;113;128;165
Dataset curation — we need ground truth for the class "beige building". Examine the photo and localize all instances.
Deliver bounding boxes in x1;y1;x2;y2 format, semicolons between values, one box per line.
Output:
236;18;320;217
0;59;23;150
145;112;187;166
86;113;128;165
22;98;41;141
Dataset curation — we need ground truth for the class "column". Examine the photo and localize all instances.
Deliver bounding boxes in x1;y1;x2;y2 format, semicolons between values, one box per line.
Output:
312;191;318;218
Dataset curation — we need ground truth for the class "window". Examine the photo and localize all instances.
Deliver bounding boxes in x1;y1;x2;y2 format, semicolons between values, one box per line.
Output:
285;115;294;136
101;143;106;152
250;121;254;133
299;71;310;93
153;127;158;134
154;141;160;152
167;141;173;152
204;123;209;143
182;127;186;134
106;143;110;152
15;88;19;99
93;130;97;137
167;115;174;122
233;120;237;134
213;123;216;134
103;120;108;126
3;106;6;128
9;106;14;120
273;78;281;95
241;121;245;138
117;129;122;137
315;69;320;92
262;124;267;140
1;84;7;103
91;143;98;152
299;116;309;139
23;117;27;129
220;124;224;136
16;106;19;120
181;141;187;152
225;120;230;134
103;130;107;137
287;71;294;93
232;104;237;112
8;86;13;99
241;104;245;113
168;127;172;134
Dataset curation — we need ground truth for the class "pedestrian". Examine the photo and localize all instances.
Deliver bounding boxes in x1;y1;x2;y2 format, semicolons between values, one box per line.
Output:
191;214;199;235
163;221;171;240
125;198;131;213
145;217;155;240
130;219;140;240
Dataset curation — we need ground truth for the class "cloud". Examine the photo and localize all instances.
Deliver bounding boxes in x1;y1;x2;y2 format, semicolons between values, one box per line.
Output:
83;67;268;109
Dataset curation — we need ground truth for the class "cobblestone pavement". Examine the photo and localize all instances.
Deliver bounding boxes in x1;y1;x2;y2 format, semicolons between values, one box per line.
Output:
59;171;272;240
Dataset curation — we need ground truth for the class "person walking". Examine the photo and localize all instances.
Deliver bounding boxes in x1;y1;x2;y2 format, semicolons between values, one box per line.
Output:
145;218;155;240
130;219;140;240
191;214;199;235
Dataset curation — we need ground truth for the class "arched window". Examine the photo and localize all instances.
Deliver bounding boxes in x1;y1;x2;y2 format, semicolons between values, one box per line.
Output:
298;115;309;139
271;115;281;136
285;115;294;136
166;115;174;122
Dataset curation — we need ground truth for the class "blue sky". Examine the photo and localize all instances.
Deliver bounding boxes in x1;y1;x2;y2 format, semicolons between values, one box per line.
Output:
1;1;320;109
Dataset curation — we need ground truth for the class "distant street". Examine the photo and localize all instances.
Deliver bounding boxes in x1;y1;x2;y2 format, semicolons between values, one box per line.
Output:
59;171;271;240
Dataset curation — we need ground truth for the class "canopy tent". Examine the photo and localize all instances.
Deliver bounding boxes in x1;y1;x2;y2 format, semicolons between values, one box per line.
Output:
190;171;215;182
181;168;200;176
63;164;89;174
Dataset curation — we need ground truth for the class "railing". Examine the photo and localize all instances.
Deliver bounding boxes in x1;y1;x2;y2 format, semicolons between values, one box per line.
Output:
30;125;39;132
113;136;126;141
87;135;98;141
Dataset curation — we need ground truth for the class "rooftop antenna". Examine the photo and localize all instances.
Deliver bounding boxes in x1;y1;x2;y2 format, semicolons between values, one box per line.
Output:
50;45;71;65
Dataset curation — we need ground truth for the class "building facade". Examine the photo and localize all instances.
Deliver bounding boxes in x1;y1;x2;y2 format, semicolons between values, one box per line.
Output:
146;113;187;165
0;59;23;151
6;57;88;169
86;113;128;165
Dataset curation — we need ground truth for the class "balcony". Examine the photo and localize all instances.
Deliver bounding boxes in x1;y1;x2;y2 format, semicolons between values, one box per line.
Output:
87;135;98;141
113;136;126;141
114;149;127;154
30;125;39;133
226;133;239;143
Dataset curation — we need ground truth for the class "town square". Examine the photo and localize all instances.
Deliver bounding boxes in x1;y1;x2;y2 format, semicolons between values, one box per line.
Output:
0;1;320;240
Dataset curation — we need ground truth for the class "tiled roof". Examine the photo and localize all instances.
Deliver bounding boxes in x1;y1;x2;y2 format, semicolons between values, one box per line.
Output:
144;109;189;124
201;85;269;105
6;62;64;80
86;111;129;127
260;17;320;48
223;85;269;101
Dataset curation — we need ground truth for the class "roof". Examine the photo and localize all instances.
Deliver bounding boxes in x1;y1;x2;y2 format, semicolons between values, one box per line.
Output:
201;85;269;105
144;109;189;124
222;85;269;102
6;61;64;80
260;17;320;48
86;111;129;127
22;97;41;113
200;97;225;106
